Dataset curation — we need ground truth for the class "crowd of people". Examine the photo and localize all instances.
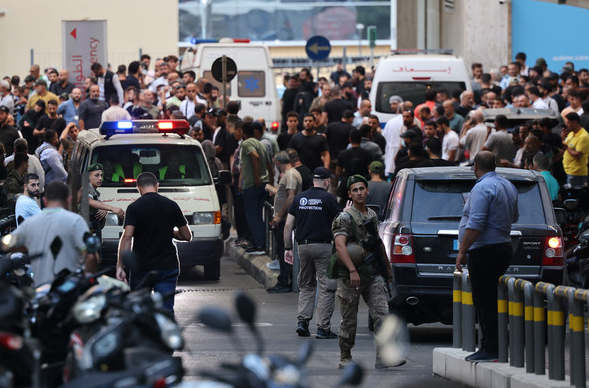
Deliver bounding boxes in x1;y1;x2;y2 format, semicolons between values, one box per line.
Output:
1;50;588;366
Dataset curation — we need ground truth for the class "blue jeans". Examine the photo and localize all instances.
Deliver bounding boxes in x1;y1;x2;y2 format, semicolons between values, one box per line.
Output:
242;186;268;248
130;268;180;315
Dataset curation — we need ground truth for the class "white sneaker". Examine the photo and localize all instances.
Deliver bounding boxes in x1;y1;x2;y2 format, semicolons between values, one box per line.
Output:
266;260;280;270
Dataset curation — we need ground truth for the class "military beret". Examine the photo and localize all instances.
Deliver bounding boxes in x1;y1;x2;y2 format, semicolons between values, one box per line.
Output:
347;174;368;190
88;163;103;173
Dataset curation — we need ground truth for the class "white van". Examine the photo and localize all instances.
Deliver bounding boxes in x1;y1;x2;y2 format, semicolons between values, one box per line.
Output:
369;53;472;125
180;42;281;130
72;120;228;280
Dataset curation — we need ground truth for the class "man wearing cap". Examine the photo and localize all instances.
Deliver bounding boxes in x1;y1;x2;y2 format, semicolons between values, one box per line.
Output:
388;95;402;115
331;175;401;369
26;80;58;114
366;161;392;220
0;105;20;156
284;166;341;337
82;163;125;239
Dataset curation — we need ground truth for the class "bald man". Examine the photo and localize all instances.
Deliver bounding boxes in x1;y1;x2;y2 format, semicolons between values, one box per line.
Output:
457;151;518;362
459;110;491;163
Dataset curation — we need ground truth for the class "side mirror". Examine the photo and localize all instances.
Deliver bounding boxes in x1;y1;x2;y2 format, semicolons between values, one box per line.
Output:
218;170;231;185
563;199;579;211
199;306;233;333
553;207;566;225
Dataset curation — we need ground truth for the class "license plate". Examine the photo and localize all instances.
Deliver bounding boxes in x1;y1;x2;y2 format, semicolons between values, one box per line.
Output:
453;239;459;251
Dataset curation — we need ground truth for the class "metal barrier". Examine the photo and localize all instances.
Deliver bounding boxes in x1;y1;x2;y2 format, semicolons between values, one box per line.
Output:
452;270;476;352
454;273;589;388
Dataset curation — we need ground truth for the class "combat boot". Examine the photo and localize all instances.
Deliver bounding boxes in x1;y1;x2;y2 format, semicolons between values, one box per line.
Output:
338;349;353;369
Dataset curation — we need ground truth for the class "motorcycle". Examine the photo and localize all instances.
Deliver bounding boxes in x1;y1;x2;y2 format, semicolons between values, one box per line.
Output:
559;186;589;248
566;215;589;288
177;292;364;388
63;267;184;386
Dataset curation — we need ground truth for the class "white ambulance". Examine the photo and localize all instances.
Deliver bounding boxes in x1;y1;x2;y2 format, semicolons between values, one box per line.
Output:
369;52;472;125
180;41;281;130
72;120;228;280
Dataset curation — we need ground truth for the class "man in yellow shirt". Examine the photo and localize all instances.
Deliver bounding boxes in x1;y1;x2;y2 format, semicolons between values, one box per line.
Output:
26;80;58;113
562;112;589;188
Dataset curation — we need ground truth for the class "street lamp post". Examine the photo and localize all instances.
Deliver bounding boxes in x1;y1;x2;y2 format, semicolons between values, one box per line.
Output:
356;23;364;57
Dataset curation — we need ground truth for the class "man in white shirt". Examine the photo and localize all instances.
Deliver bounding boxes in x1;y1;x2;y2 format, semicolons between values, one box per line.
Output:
179;82;198;120
527;86;549;110
438;116;459;162
460;110;492;164
382;114;403;179
101;94;131;123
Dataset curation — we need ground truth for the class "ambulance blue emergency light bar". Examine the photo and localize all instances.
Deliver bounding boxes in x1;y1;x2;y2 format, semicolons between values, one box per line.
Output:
99;120;190;139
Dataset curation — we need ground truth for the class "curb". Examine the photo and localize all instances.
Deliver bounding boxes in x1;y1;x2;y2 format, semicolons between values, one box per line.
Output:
433;348;574;388
224;237;279;289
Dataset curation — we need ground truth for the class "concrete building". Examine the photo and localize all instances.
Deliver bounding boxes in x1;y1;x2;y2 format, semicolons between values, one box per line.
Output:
0;0;178;79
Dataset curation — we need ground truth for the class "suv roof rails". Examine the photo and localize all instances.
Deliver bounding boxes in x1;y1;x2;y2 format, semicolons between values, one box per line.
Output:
390;48;454;55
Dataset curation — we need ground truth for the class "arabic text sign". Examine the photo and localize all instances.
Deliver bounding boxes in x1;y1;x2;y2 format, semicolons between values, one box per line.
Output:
391;66;452;74
62;20;107;96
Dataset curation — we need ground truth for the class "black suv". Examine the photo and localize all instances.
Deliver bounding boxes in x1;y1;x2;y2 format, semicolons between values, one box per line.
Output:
378;167;564;325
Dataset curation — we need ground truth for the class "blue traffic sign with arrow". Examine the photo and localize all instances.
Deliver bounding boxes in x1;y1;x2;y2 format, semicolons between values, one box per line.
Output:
305;35;331;61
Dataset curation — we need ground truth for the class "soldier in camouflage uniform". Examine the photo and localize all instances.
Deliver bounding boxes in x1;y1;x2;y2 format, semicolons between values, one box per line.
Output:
332;174;404;369
4;153;29;202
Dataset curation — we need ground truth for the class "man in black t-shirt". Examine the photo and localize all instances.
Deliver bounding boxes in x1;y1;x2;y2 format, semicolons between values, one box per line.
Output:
325;110;354;161
288;113;330;171
116;172;192;314
288;148;313;191
336;129;373;203
322;86;354;124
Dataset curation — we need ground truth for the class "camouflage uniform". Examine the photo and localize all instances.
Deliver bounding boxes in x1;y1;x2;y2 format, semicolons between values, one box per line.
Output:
4;169;24;202
332;206;389;366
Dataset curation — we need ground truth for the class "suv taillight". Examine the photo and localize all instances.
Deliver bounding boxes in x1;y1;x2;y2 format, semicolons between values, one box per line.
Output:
542;236;563;266
391;234;416;264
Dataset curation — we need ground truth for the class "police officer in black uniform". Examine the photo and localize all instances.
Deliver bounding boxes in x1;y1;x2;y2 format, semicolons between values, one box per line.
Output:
284;167;342;338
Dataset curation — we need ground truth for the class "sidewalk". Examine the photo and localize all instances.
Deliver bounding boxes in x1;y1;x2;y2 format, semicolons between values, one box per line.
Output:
433;348;576;388
224;235;279;289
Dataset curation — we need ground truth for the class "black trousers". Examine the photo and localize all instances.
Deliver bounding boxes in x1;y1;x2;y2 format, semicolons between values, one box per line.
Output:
231;181;250;241
275;221;292;287
467;242;512;353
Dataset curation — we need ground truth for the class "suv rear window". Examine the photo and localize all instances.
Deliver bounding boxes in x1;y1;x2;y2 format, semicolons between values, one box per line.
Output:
90;144;212;187
411;180;545;225
375;81;466;113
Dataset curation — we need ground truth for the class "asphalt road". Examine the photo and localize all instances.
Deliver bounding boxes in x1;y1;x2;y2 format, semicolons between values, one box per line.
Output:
173;256;464;388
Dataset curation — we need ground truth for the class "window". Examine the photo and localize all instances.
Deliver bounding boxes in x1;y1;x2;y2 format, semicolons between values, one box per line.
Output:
238;71;265;97
411;180;545;225
375;81;467;113
90;144;212;187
